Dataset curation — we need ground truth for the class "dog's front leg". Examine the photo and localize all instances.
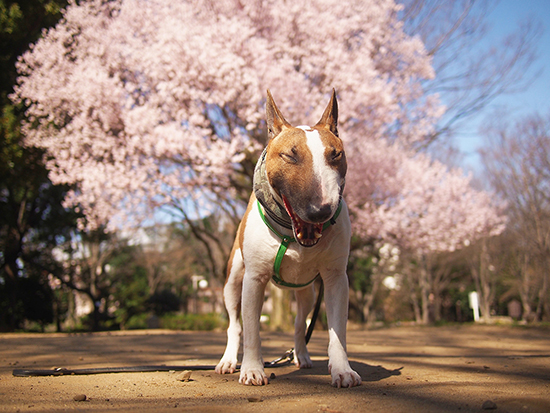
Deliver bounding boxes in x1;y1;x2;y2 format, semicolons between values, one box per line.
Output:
239;273;269;386
323;272;362;388
215;251;244;375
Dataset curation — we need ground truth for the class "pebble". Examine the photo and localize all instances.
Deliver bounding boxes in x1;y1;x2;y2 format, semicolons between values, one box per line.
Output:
247;397;263;403
482;400;497;410
73;394;87;402
270;373;277;380
175;370;192;382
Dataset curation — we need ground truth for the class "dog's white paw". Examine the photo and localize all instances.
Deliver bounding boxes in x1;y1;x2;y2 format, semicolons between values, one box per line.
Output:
330;367;362;388
215;358;237;374
239;365;269;386
294;351;313;369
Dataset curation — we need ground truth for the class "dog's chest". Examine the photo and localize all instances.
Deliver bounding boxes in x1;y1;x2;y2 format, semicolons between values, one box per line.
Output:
241;201;349;286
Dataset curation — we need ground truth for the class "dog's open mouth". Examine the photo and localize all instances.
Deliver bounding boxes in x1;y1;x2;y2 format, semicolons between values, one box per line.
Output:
282;196;324;247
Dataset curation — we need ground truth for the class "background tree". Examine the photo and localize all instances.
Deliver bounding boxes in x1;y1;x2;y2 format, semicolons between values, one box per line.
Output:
13;0;505;283
347;142;505;323
400;0;541;145
101;242;149;330
55;229;121;330
480;113;550;321
9;0;546;330
0;0;73;331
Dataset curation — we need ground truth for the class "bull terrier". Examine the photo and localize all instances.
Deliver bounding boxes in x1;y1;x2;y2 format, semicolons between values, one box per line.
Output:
215;90;361;388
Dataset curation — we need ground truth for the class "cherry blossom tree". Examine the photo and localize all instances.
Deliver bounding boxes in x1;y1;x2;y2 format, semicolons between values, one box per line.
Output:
13;0;505;291
13;0;437;227
349;142;505;252
346;137;506;323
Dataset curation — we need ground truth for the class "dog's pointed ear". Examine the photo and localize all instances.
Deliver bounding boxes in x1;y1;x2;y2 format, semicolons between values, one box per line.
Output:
315;89;338;137
266;90;291;140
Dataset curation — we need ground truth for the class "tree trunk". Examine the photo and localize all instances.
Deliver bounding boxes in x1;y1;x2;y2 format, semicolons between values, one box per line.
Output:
419;258;431;325
411;290;422;324
470;239;492;322
269;284;292;330
363;272;383;325
519;253;534;322
479;240;493;322
535;266;549;322
4;221;23;330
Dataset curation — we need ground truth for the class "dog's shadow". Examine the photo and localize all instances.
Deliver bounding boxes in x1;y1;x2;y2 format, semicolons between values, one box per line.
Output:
350;360;402;382
273;360;401;384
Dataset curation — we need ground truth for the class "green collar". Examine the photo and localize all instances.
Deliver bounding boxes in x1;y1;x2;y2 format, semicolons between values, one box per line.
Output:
257;199;343;288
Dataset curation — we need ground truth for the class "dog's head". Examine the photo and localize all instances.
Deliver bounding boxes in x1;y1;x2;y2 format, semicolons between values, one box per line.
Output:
264;90;347;247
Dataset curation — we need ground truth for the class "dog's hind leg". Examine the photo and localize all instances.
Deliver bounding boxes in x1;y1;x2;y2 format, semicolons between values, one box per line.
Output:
215;248;244;375
323;272;362;388
293;283;315;368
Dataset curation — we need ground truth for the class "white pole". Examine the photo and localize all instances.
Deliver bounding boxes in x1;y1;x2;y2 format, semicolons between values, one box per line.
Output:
468;291;480;322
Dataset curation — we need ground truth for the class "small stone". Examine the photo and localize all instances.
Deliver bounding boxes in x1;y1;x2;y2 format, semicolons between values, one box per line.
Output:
270;372;277;380
247;397;263;403
175;370;192;382
482;400;497;410
73;394;87;402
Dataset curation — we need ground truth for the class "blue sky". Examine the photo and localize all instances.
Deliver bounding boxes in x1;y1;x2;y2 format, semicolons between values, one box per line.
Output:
452;0;550;172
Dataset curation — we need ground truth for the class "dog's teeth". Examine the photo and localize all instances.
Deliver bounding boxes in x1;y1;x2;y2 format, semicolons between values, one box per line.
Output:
296;231;303;240
314;231;322;239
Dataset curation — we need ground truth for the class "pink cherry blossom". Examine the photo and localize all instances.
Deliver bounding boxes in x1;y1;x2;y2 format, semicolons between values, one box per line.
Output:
13;0;504;250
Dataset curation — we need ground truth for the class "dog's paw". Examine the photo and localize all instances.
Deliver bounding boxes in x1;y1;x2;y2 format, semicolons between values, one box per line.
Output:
294;351;313;369
330;367;362;388
215;358;237;374
239;366;269;386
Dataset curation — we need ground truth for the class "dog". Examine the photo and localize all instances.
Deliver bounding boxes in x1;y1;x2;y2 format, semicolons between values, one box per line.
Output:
215;90;361;388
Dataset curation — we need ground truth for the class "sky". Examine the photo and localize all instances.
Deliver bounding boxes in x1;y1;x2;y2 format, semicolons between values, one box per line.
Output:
453;0;550;173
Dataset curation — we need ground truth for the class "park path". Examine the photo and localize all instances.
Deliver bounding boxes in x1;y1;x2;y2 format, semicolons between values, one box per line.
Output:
1;325;549;412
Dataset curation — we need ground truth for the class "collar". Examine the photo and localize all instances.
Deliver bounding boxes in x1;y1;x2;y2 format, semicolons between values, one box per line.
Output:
253;148;293;229
257;199;343;289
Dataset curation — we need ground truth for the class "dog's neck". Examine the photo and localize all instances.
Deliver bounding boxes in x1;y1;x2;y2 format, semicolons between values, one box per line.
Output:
253;148;293;230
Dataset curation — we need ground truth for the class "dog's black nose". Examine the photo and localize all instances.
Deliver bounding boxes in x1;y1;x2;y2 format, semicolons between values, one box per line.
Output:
307;204;333;223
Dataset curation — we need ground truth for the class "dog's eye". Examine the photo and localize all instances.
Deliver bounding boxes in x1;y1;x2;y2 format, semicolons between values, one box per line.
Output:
280;153;297;164
331;150;343;161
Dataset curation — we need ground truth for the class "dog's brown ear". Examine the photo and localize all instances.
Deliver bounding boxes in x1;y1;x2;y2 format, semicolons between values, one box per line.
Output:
315;89;338;137
266;90;291;140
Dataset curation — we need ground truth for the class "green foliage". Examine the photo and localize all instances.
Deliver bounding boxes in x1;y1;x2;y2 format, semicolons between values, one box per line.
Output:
18;276;54;325
0;0;73;331
348;252;376;294
148;289;181;315
105;244;149;328
125;312;225;331
124;313;150;330
158;313;225;331
0;2;23;34
0;0;68;94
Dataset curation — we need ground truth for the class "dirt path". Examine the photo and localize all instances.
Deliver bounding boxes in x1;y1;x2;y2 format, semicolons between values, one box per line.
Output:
1;325;549;412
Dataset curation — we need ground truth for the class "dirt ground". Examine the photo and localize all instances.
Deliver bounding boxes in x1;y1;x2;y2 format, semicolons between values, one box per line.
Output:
1;324;549;412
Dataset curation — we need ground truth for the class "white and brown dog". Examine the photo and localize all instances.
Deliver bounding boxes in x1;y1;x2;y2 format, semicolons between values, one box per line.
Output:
215;90;361;388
